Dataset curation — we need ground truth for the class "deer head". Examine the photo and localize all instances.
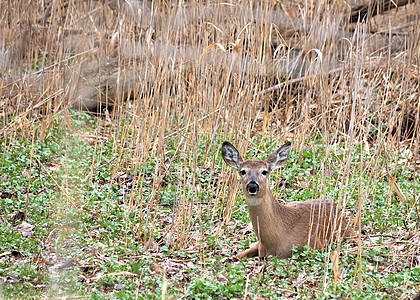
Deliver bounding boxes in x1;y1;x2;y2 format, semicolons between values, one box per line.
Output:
222;141;291;205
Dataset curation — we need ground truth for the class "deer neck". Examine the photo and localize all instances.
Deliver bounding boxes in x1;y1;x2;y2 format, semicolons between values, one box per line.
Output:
246;190;295;243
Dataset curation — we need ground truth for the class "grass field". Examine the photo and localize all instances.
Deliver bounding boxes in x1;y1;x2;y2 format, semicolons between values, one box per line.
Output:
1;0;419;299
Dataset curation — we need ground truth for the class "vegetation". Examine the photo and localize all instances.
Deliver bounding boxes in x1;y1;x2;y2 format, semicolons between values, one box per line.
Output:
0;0;419;299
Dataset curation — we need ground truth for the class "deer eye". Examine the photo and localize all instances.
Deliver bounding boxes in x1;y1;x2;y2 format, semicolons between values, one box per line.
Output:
239;170;246;176
261;170;268;176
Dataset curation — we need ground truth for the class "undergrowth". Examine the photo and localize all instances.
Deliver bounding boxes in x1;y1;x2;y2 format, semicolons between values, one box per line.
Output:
0;112;418;299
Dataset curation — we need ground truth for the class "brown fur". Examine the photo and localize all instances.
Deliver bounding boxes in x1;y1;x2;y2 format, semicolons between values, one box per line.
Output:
222;142;353;259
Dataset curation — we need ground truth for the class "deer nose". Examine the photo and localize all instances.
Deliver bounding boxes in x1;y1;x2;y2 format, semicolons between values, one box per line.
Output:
246;181;259;195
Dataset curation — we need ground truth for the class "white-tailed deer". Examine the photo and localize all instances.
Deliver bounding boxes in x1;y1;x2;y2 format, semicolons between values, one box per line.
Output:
222;141;353;259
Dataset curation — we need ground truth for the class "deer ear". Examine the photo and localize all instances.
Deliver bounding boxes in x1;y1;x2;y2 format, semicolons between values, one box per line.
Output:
221;142;243;171
266;141;291;170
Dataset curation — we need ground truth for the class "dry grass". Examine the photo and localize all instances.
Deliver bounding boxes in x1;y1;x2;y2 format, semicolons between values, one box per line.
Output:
0;0;419;298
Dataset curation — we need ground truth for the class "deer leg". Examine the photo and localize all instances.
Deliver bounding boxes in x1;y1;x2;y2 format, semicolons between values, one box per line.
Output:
236;241;260;259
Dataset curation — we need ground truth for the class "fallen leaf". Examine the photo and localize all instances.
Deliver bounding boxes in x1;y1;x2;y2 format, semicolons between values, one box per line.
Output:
217;273;229;285
21;169;31;177
144;238;160;252
33;257;48;264
0;251;11;258
163;232;173;247
240;223;253;235
298;180;309;189
13;221;34;237
150;262;165;275
44;162;61;171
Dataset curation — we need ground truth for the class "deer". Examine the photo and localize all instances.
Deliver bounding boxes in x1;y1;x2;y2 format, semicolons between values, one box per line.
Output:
221;141;353;259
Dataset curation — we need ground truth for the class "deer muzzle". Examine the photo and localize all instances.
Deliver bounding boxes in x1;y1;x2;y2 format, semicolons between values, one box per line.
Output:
246;181;259;195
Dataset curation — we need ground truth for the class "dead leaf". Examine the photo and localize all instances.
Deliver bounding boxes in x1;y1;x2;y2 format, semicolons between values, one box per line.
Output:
217;273;229;285
33;257;48;264
240;223;253;235
13;221;34;237
190;232;205;241
298;180;309;189
150;262;164;275
0;251;11;258
21;169;31;177
163;232;173;247
161;216;173;225
43;162;61;171
144;238;160;252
